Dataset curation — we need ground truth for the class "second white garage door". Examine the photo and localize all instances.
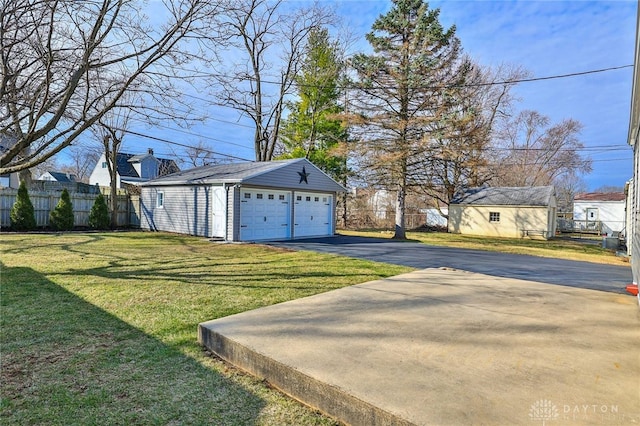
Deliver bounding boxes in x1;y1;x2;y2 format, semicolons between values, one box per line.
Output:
294;192;333;238
240;189;291;241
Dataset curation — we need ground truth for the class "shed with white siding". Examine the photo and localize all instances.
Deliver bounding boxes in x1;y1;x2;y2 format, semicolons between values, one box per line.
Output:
573;192;626;236
140;158;345;242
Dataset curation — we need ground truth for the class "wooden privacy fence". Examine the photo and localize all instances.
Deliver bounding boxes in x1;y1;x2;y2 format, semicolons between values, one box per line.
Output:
0;188;140;229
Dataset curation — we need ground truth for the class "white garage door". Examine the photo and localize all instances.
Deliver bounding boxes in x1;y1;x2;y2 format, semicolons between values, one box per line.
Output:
240;189;291;241
294;192;333;238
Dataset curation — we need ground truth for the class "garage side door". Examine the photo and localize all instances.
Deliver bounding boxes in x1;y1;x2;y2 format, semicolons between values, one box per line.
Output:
240;189;290;241
294;192;333;238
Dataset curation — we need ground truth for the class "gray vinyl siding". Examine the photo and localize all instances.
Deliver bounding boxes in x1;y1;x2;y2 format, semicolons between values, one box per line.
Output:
141;185;213;237
243;161;344;193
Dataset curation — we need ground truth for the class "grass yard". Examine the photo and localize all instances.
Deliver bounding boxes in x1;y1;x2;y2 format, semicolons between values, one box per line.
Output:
1;232;411;425
339;230;630;266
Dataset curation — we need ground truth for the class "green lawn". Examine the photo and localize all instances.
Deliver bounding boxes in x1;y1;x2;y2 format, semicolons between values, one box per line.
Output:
339;229;630;266
1;232;411;425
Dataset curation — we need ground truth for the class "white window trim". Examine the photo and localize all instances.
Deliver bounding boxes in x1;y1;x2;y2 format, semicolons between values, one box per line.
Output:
157;191;165;208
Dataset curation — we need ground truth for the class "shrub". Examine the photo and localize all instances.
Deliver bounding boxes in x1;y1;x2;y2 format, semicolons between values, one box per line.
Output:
89;193;110;229
49;189;74;231
10;181;36;231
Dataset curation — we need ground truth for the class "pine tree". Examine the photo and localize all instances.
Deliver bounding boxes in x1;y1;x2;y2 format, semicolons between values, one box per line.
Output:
10;180;37;231
279;28;348;183
49;189;74;231
350;0;467;239
89;193;110;230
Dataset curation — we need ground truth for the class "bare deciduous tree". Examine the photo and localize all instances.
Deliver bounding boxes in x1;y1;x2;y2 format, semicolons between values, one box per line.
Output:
212;0;334;161
90;105;133;228
491;110;592;187
174;139;220;168
59;144;102;183
0;0;223;175
417;62;528;214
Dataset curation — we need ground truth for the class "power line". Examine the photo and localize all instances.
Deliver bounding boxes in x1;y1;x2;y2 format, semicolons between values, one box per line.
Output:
457;64;633;88
175;63;634;91
128;117;254;150
120;128;253;162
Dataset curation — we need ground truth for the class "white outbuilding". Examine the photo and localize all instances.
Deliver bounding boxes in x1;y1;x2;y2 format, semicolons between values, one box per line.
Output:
573;192;626;236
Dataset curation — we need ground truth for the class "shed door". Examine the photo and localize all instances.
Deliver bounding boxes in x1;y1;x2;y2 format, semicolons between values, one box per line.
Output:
294;192;333;238
239;189;290;241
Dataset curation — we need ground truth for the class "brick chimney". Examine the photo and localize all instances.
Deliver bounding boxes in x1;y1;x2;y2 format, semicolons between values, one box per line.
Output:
148;148;154;155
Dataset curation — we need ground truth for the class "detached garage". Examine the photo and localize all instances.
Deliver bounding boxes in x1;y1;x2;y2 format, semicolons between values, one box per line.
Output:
140;158;345;242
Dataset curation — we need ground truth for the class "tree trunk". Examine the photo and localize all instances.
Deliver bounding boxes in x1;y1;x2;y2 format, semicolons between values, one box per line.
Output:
110;171;118;229
394;184;406;239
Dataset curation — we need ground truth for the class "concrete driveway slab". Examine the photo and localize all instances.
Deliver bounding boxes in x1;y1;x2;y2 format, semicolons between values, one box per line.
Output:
268;236;632;293
199;268;640;425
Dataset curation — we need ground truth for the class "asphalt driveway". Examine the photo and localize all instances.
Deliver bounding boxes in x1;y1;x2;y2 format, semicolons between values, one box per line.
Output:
267;235;633;293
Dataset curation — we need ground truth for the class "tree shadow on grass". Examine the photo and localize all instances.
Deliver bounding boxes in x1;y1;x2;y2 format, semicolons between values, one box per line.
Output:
0;264;269;425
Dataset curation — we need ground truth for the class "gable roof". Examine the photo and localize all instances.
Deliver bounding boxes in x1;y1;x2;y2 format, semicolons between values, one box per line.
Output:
574;192;626;202
142;158;346;192
451;186;555;207
116;153;140;178
113;152;180;178
42;171;76;182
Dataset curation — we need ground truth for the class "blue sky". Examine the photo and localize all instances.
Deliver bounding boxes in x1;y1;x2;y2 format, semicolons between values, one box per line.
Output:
115;0;637;191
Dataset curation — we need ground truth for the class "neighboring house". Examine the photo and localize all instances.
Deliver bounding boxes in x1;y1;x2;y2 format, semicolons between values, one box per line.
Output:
0;133;26;188
89;148;180;188
573;192;626;236
140;158;346;242
448;186;557;239
37;171;77;182
628;5;640;294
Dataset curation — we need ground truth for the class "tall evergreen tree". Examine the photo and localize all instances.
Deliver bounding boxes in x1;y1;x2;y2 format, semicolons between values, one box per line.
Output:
279;28;348;183
49;189;74;231
350;0;467;239
10;180;36;231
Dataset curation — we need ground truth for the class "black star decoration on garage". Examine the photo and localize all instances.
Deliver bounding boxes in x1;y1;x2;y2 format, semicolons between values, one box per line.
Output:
298;166;310;184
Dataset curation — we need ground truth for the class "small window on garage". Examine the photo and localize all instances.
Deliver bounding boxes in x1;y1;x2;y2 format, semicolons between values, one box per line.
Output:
244;193;251;199
297;195;302;201
279;195;285;200
323;197;327;202
256;193;263;199
268;194;274;200
489;212;500;222
306;196;311;201
157;191;164;208
314;196;319;202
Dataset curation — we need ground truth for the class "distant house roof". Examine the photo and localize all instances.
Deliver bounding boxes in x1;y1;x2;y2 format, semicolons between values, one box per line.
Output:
116;153;140;178
451;186;556;207
41;171;76;182
114;152;179;178
574;192;626;202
